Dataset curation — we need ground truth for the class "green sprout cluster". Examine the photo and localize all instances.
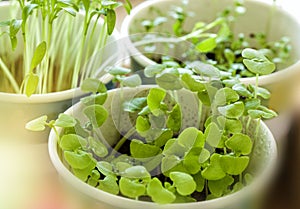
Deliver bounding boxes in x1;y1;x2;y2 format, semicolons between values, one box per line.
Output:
27;47;277;203
133;0;291;78
0;0;132;95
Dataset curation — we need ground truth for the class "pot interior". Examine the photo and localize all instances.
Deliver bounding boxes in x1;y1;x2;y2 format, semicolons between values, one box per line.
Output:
127;0;300;69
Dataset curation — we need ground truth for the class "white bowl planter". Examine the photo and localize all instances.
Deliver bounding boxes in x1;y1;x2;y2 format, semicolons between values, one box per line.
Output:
49;86;277;209
121;0;300;143
0;2;119;208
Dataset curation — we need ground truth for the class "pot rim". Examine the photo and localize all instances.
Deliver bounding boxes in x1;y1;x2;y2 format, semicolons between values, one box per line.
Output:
48;86;278;209
120;0;300;86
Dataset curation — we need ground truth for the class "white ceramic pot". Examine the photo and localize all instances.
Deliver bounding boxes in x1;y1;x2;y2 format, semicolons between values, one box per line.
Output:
0;2;118;208
121;0;300;143
49;86;277;209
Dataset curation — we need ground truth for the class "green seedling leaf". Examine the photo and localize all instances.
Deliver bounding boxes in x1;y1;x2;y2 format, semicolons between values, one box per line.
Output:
201;154;226;180
190;61;220;77
106;9;116;35
156;72;182;90
204;122;222;148
81;78;107;93
123;97;147;113
161;155;182;175
167;104;182;133
25;115;48;131
87;177;98;187
22;4;38;25
122;74;142;87
244;98;261;111
60;134;87;151
183;147;202;174
25;73;39;97
136;116;150;134
130;139;161;158
64;151;95;169
144;64;166;78
88;136;108;157
174;195;196;203
30;41;47;71
249;85;271;99
224;48;235;65
181;73;205;92
245;173;253;185
124;0;133;14
147;178;176;204
223;79;240;88
82;0;90;12
199;148;211;164
91;169;101;180
193;172;205;192
107;66;131;76
208;175;234;197
170;172;196;196
220;155;249;175
232;182;244;193
196;37;217;53
73;162;95;181
178;127;205;149
214;87;239;106
154;129;173;147
115;162;132;173
225;133;253;155
54;113;76;128
242;48;276;75
83;104;108;128
147;88;166;116
119;177;146;198
232;84;253;97
123;165;151;179
81;93;108;106
97;161;115;177
63;119;89;138
98;175;119;195
218;101;244;119
217;116;242;134
163;139;187;157
9;19;22;50
258;106;277;117
248;109;275;119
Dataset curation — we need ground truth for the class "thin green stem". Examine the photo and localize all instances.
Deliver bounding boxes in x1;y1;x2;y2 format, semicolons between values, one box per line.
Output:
113;127;136;152
254;73;259;99
0;57;20;93
181;18;224;40
72;14;89;88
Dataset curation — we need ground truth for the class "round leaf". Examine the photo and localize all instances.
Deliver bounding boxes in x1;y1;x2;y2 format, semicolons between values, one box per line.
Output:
170;172;196;196
218;101;244;119
219;155;250;175
98;176;119;195
60;134;87;151
119;177;146;198
225;133;253;155
201;154;226;180
25;115;48;131
147;178;176;204
83;104;108;128
54;113;76;128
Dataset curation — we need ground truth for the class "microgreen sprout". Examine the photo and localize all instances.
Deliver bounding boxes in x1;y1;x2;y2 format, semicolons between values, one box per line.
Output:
27;50;277;203
132;0;291;78
0;0;132;96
